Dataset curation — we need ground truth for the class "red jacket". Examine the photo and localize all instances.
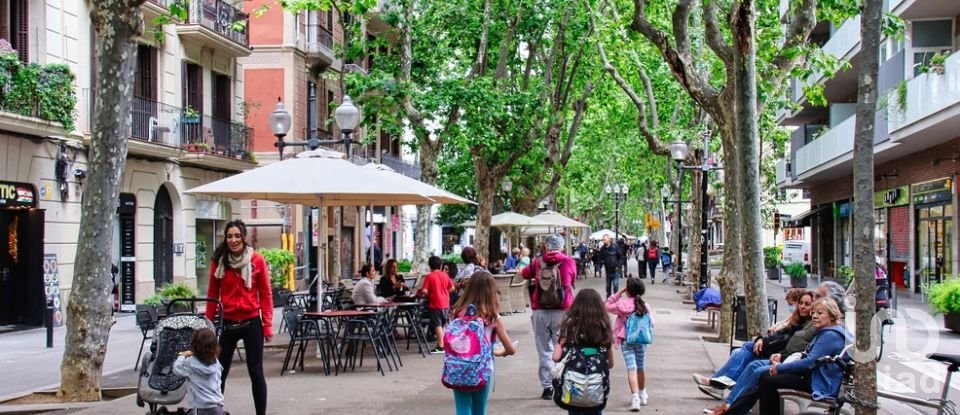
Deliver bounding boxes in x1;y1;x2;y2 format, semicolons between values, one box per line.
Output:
205;250;274;338
520;250;575;310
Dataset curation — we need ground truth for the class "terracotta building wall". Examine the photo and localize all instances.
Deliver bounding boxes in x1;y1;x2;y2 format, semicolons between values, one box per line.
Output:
245;68;285;152
246;0;284;45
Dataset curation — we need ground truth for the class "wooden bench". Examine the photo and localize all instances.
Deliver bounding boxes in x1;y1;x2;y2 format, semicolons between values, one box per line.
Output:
779;390;852;415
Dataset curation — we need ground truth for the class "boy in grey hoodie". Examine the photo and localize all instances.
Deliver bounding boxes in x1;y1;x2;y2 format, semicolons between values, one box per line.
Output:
173;328;225;415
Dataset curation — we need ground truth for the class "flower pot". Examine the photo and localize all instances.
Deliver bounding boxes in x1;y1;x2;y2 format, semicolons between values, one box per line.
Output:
766;267;781;280
182;115;200;124
790;275;808;288
945;312;960;333
272;289;291;308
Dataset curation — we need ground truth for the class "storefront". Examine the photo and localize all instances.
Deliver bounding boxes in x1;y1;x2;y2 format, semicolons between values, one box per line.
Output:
113;193;137;312
0;181;45;327
874;185;910;289
912;178;953;293
834;201;852;268
195;201;229;296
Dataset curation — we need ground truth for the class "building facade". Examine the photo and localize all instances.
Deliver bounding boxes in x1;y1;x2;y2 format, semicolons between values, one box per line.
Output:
0;0;256;329
777;0;960;296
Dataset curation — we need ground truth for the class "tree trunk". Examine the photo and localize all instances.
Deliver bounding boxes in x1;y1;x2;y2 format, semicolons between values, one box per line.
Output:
732;0;768;337
59;0;144;402
473;177;497;266
413;140;440;272
688;157;704;287
852;1;881;413
717;122;742;342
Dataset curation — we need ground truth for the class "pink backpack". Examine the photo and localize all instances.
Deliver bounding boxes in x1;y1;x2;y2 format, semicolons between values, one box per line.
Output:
441;305;493;391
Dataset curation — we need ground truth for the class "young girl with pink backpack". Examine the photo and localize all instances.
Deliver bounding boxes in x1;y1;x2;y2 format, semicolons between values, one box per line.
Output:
442;271;517;415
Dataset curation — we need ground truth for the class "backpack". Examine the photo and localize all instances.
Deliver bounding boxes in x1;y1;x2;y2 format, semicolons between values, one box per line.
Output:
625;310;654;345
647;247;658;260
536;259;565;309
552;344;610;410
441;304;493;391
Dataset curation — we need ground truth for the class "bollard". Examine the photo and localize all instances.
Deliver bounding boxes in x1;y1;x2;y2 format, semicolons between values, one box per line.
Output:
46;299;54;348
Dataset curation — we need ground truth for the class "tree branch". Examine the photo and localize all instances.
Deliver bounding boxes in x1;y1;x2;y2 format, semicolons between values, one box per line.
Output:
471;0;493;77
637;64;659;129
672;0;695;56
495;3;523;83
631;0;721;114
703;0;735;66
765;0;817;93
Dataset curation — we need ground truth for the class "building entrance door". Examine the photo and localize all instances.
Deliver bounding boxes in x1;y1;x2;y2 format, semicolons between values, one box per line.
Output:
154;186;174;288
915;204;953;293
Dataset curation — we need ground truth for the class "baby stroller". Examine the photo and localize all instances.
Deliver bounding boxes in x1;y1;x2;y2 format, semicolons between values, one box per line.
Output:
136;298;222;415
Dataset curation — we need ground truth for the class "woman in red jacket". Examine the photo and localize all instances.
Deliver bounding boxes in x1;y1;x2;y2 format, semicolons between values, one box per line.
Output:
205;220;272;415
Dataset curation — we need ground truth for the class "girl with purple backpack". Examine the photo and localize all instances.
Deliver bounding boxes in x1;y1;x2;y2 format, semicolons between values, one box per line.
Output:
445;271;516;415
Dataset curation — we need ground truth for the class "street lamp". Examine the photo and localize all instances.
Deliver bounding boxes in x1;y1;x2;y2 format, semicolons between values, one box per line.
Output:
606;183;629;275
670;131;721;289
271;95;363;159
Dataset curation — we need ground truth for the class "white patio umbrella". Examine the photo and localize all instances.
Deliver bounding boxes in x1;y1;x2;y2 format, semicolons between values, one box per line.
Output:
186;148;474;309
521;210;591;235
460;211;553;228
590;228;635;241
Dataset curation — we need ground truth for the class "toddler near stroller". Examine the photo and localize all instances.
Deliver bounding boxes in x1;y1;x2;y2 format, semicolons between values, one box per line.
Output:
137;298;223;415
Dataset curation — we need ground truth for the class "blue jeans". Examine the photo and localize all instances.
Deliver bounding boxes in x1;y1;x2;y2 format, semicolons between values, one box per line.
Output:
605;271;621;297
726;359;771;404
453;382;492;415
714;341;761;380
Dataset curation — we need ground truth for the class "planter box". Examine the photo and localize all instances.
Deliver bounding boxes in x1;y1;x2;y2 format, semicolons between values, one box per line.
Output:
790;275;808;288
766;267;781;280
182;116;200;124
272;289;291;308
945;312;960;333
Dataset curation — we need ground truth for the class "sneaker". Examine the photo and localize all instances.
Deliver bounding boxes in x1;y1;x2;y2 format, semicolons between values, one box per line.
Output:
541;387;553;400
430;346;444;354
710;375;737;389
692;373;712;386
639;390;648;406
629;395;641;411
698;384;724;400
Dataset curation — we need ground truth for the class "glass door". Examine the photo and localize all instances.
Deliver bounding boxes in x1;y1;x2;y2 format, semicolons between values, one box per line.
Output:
916;204;953;294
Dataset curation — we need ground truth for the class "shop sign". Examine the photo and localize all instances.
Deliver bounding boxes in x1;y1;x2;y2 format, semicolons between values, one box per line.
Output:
43;254;64;327
0;181;38;209
874;185;909;208
834;202;852;218
912;177;952;206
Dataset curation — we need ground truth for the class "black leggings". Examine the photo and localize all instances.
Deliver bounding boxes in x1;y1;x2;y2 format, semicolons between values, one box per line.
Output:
724;372;811;415
218;316;267;415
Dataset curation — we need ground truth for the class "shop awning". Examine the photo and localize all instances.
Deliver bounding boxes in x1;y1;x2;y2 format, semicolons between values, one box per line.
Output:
784;206;827;228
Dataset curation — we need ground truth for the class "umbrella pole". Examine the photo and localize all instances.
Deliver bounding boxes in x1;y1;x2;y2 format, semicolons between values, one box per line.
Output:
317;199;325;312
368;202;374;267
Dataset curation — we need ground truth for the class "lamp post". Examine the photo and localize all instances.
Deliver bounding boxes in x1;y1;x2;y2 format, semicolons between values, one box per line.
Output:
606;183;629;276
661;183;685;275
669;131;721;289
271;95;363;159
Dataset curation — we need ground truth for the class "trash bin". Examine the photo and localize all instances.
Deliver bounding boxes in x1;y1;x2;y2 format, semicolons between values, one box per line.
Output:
733;296;749;344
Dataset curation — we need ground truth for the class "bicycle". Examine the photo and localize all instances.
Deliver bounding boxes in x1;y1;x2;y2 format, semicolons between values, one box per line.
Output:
801;344;958;415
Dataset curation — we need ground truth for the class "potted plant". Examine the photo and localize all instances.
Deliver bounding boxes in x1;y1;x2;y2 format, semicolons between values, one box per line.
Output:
763;246;782;280
261;248;295;307
142;282;197;315
930;52;947;75
785;262;808;288
927;278;960;333
835;265;855;288
182;105;200;124
397;259;413;273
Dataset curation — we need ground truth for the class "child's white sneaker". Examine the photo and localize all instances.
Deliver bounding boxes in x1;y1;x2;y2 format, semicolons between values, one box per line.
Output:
629;394;641;411
639;390;648;406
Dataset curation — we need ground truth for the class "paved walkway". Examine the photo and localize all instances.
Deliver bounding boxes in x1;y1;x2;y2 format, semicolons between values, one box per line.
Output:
3;260;947;414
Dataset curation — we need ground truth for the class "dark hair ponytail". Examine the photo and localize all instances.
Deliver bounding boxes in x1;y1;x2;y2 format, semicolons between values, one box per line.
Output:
626;277;647;316
211;220;248;269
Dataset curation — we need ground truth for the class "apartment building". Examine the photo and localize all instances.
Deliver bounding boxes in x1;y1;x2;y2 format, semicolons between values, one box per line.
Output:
0;0;255;329
240;1;417;280
776;0;960;296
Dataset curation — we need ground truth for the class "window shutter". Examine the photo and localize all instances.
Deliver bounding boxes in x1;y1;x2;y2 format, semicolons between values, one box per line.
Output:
13;0;28;63
181;60;188;109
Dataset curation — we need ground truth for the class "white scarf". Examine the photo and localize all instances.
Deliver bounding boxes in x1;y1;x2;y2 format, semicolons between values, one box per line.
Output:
215;246;252;289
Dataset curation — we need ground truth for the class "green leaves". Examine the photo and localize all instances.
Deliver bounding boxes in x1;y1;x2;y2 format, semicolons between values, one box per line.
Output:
0;53;76;131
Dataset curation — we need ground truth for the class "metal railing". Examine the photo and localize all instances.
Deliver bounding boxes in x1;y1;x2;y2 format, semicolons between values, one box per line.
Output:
85;90;252;158
381;153;421;179
187;0;250;47
145;0;170;7
310;24;334;49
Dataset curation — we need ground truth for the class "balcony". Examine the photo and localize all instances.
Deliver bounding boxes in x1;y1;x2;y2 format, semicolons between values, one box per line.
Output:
176;0;251;58
142;0;169;22
84;91;256;172
381;153;421;180
888;51;960;148
368;0;398;34
299;25;335;68
775;159;789;186
794;114;855;178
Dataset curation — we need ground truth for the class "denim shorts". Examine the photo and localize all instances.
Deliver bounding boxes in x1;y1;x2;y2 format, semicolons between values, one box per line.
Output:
621;342;648;370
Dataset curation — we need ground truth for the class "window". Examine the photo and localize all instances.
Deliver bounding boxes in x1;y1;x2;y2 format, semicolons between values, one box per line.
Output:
134;45;157;100
327;90;335;132
0;0;28;63
182;62;203;113
911;19;953;76
212;73;231;120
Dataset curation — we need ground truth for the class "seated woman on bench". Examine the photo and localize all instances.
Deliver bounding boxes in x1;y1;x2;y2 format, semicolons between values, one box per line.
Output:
698;290;817;412
693;289;812;393
718;297;849;415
